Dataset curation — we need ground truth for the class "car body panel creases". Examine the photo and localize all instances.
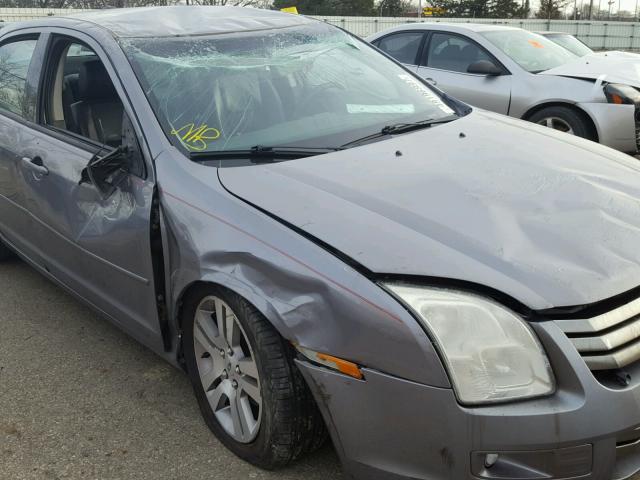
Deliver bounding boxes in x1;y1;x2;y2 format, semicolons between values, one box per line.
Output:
218;110;640;311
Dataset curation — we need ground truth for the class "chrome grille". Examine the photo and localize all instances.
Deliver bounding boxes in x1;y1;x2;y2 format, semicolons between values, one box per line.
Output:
555;297;640;371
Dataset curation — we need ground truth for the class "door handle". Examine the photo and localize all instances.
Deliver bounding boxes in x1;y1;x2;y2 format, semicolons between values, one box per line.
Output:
21;156;49;176
425;77;438;86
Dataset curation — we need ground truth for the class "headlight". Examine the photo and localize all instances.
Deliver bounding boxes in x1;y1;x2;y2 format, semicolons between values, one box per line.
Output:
604;83;640;105
385;285;555;405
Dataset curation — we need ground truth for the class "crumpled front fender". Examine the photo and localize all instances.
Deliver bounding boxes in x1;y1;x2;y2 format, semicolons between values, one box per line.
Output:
155;149;450;388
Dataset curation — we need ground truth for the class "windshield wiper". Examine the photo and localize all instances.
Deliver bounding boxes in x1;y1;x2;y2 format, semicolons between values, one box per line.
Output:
189;145;341;162
340;115;459;149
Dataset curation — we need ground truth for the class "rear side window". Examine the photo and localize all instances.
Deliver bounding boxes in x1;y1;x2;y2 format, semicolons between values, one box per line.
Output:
424;32;492;73
376;32;423;65
0;38;38;118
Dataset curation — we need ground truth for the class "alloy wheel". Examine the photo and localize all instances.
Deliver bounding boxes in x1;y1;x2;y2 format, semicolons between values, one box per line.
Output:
193;295;262;443
537;116;575;135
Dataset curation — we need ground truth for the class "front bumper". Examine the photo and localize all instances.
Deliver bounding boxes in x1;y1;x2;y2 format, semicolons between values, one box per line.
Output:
579;102;638;154
298;320;640;480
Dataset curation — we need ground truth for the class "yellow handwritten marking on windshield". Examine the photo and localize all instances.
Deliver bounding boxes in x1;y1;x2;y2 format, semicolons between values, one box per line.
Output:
171;123;221;151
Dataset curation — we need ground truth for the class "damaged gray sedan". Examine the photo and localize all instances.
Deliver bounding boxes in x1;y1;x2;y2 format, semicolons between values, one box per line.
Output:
2;7;640;480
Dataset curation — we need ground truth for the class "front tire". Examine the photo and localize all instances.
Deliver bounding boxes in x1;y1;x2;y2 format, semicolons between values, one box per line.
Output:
528;106;594;140
182;284;326;469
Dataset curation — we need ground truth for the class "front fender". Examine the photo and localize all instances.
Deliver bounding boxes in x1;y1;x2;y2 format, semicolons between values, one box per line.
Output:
155;149;450;388
578;102;637;153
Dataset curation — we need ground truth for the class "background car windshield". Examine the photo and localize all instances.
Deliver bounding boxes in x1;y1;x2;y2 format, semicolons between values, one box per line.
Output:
482;29;578;73
122;23;457;153
545;33;593;57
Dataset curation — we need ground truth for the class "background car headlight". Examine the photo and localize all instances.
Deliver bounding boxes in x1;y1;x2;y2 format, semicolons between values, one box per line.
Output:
385;285;555;405
604;83;640;105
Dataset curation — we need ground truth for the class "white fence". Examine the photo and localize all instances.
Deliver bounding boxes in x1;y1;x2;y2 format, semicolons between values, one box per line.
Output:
314;16;640;50
2;7;640;51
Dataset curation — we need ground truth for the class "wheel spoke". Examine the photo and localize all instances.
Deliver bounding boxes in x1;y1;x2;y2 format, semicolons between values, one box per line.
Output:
207;383;227;411
229;390;244;437
194;309;225;353
238;396;258;439
238;376;261;403
545;118;553;128
219;301;240;348
238;357;258;380
199;361;223;391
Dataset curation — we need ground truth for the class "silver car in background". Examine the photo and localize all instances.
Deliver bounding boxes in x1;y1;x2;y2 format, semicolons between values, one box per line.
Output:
537;31;595;57
538;31;640;60
369;24;640;153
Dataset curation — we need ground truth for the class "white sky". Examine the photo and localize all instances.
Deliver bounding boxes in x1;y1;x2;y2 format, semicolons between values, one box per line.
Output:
540;0;639;13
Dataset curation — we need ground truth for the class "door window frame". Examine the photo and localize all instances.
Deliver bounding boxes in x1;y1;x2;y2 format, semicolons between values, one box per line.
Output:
420;31;511;77
373;30;428;66
0;29;48;126
34;28;149;179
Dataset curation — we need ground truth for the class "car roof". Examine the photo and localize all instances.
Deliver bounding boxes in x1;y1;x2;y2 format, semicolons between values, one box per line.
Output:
395;22;519;32
367;22;520;39
6;6;317;39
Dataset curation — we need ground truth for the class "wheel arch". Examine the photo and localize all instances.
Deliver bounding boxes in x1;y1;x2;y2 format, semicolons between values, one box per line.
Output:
173;276;287;368
521;101;599;142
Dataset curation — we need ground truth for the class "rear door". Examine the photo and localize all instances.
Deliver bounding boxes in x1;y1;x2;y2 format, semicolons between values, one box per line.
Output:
372;31;425;72
0;31;46;257
20;31;163;349
415;31;512;114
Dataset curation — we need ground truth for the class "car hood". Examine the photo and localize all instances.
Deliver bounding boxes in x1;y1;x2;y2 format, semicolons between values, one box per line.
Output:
592;50;640;60
218;111;640;310
541;53;640;87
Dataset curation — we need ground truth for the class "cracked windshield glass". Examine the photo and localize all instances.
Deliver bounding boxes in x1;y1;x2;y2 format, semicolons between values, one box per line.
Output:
122;22;457;154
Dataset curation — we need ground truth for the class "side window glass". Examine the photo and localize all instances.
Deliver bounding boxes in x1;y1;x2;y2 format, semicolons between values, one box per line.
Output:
377;32;423;65
46;41;125;148
424;33;492;73
0;38;38;118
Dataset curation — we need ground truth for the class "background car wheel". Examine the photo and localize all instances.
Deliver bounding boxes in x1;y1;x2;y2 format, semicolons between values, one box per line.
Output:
182;284;327;469
0;240;14;261
528;106;595;140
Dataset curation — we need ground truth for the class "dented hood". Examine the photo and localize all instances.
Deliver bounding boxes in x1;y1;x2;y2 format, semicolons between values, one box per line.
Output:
218;111;640;310
541;53;640;87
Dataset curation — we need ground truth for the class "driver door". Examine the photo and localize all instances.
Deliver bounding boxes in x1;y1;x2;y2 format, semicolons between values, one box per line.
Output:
21;34;162;349
415;31;512;115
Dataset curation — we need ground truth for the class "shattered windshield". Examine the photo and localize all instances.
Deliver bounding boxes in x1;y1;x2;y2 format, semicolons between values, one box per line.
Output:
121;23;457;154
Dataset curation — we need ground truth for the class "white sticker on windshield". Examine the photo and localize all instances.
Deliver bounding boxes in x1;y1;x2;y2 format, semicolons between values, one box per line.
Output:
346;104;415;114
397;74;455;115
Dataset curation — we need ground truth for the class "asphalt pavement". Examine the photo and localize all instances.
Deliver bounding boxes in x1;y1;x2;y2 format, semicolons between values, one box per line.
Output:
0;258;344;480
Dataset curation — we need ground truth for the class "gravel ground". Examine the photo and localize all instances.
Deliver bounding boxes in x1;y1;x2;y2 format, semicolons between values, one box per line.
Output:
0;258;344;480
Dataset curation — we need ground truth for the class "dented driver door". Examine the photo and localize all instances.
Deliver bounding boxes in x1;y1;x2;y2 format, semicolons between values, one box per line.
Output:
18;33;163;350
21;129;163;350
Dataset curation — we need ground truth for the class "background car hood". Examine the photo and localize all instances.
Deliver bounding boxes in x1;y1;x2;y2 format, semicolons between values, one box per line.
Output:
218;111;640;310
541;54;640;87
592;50;640;60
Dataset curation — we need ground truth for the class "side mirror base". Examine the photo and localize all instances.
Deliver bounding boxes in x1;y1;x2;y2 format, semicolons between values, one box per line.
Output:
467;60;503;76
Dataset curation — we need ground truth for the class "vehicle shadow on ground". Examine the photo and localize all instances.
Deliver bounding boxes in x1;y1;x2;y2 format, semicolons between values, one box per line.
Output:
0;258;344;480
